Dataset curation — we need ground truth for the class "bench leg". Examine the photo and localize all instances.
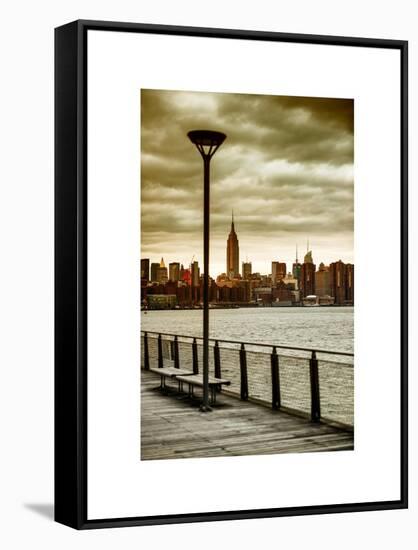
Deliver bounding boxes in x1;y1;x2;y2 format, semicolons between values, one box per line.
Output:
161;376;169;394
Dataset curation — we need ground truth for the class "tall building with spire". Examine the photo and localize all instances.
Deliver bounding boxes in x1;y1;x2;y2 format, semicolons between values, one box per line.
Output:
156;257;168;283
292;245;301;282
226;211;239;278
300;245;316;297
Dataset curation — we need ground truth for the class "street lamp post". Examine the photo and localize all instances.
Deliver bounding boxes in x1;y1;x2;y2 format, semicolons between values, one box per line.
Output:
187;130;227;412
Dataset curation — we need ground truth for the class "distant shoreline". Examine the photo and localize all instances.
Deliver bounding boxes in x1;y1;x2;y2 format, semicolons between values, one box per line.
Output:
141;304;354;311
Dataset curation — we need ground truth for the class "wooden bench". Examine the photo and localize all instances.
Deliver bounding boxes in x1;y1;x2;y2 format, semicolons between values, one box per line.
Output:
174;374;231;405
149;367;194;392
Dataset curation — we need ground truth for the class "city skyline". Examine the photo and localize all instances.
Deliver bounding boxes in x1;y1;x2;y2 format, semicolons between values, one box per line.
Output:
140;213;354;278
141;213;353;280
141;89;354;276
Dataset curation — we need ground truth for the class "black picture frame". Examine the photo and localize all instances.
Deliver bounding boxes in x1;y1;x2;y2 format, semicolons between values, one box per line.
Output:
55;19;408;529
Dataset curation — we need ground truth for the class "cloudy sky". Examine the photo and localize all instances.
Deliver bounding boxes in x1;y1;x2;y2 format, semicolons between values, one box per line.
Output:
141;89;354;277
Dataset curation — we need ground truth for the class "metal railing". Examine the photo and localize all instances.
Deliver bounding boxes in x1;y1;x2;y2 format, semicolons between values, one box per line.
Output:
141;330;354;429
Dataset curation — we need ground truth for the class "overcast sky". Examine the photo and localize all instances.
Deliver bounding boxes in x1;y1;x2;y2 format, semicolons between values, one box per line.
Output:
141;89;354;276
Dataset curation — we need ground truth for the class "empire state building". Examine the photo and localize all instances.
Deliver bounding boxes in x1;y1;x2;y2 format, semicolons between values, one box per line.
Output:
226;212;239;278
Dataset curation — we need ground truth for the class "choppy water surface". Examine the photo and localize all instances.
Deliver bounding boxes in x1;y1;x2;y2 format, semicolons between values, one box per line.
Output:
141;306;354;353
142;307;354;426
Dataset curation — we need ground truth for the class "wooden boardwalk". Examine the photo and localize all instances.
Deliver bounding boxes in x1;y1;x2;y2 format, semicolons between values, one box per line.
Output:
141;370;354;461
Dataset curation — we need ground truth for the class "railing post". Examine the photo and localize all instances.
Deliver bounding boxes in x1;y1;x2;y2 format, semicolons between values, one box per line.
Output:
174;335;180;369
309;350;320;422
157;333;163;369
271;346;280;410
214;340;221;379
192;337;199;374
240;343;248;400
143;332;150;370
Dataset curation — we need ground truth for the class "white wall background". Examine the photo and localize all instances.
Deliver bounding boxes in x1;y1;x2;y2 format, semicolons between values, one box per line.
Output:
0;0;416;548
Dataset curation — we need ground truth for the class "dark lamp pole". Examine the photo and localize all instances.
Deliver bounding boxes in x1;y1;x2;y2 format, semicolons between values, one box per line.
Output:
187;130;226;412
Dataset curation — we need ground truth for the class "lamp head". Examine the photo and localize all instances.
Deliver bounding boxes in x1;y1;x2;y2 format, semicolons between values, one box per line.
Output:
187;130;226;158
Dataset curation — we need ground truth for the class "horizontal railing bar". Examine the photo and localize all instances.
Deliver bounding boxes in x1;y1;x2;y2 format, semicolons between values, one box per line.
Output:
140;330;354;357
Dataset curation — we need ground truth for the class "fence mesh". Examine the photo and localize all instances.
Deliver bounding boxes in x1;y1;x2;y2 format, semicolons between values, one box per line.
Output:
278;353;311;415
246;350;272;404
142;333;354;427
318;358;354;426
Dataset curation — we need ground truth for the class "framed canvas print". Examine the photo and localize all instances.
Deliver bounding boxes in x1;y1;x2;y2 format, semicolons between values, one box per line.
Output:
55;20;408;529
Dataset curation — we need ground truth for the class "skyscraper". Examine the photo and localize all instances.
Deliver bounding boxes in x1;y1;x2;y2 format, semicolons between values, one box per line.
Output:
242;261;252;280
150;262;159;282
141;258;150;282
292;245;301;282
346;263;355;305
329;260;346;305
315;262;331;296
226;211;239;278
169;262;180;282
300;248;316;297
191;260;200;287
271;261;286;284
156;257;168;284
329;260;355;305
304;250;313;264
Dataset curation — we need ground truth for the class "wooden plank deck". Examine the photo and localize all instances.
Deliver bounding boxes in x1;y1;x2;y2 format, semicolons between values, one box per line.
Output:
141;369;354;461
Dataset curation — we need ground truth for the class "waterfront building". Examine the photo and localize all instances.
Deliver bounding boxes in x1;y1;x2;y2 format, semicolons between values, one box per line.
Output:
242;261;252;280
191;260;200;287
169;262;180;282
271;261;286;284
291;290;301;303
226;212;239;278
147;294;177;310
300;249;316;297
164;280;178;295
217;279;252;303
346;263;355;305
319;295;335;305
254;286;273;305
284;272;298;290
150;262;159;282
327;261;354;305
272;280;294;303
329;260;347;305
175;283;192;306
218;285;231;302
292;245;302;283
240;280;251;302
302;294;335;306
156;257;168;284
141;258;150;282
209;278;218;303
181;267;191;286
303;295;318;306
190;260;200;303
199;277;218;303
315;262;331;296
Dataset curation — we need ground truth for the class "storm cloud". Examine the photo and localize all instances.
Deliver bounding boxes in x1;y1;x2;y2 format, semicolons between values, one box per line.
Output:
141;89;354;275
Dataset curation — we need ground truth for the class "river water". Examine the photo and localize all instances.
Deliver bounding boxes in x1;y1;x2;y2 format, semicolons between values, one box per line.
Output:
141;306;354;354
141;307;354;426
